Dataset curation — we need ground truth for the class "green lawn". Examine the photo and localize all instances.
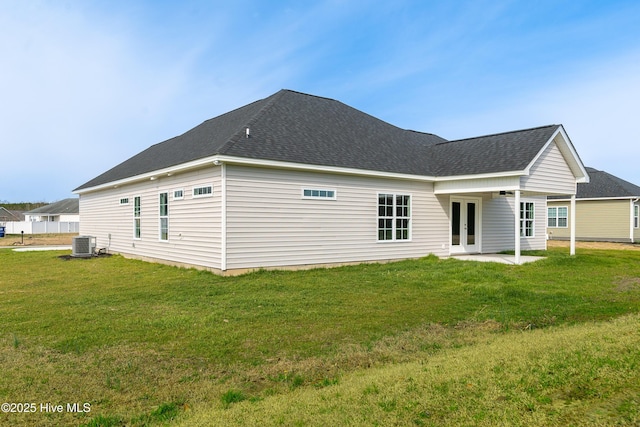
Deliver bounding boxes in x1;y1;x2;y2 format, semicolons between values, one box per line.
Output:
0;247;639;426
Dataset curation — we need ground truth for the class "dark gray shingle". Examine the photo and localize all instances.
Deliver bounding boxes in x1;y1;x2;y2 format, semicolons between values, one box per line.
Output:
576;168;640;199
430;125;560;177
75;90;563;191
25;198;79;215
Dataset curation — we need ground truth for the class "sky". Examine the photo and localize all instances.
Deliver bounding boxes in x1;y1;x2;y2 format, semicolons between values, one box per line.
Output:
1;0;639;202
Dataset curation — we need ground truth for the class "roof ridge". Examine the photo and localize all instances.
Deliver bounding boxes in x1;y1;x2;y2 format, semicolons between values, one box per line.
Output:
437;124;559;145
216;90;288;154
403;128;448;140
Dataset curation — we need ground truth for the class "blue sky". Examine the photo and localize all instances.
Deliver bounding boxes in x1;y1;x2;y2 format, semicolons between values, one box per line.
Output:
1;0;640;202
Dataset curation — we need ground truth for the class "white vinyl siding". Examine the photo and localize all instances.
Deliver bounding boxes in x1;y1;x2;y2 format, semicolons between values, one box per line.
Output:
79;167;222;269
224;165;448;270
521;142;576;194
482;195;546;253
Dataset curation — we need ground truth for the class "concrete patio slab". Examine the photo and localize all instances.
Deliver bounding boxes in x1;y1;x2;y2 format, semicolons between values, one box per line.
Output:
11;246;72;252
450;253;545;265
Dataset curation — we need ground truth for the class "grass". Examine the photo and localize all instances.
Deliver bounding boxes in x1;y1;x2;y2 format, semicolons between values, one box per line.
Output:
0;247;639;426
184;314;640;426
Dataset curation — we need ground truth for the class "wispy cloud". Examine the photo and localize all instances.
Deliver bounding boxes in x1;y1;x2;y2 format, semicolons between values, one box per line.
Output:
1;0;639;201
428;48;640;182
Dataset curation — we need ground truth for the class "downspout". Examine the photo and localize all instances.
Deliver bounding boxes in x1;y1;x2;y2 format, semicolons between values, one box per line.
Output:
514;190;521;264
221;162;227;272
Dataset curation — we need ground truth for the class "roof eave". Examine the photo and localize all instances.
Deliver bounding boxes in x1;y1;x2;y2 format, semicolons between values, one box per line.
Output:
74;155;440;195
550;196;640;201
74;156;223;195
434;170;524;182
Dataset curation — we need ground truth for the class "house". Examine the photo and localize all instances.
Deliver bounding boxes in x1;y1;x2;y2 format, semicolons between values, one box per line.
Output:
0;207;22;224
547;167;640;243
24;198;80;222
74;89;589;274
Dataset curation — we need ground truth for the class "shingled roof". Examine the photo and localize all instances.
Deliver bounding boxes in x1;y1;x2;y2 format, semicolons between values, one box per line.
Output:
431;125;561;177
25;198;79;215
75;89;565;191
574;168;640;199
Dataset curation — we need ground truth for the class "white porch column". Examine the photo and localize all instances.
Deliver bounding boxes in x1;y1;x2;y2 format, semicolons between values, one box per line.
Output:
515;189;521;264
570;194;576;256
630;199;635;243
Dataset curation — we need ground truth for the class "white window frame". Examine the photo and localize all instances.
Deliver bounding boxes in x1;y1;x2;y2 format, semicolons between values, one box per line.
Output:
159;192;169;242
635;204;639;229
193;185;213;198
377;193;411;242
301;188;337;200
133;196;141;240
520;202;535;238
547;206;568;228
119;197;130;205
173;189;184;200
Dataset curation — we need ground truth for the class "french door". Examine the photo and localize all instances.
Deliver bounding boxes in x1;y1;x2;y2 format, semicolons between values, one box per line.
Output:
451;197;480;254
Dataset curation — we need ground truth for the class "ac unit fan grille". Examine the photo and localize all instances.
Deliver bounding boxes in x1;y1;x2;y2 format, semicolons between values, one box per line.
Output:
72;236;95;257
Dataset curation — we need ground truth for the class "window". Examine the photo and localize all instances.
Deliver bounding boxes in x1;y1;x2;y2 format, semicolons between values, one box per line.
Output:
120;198;129;205
520;202;535;237
302;188;336;199
173;189;184;200
133;196;141;239
159;192;168;241
378;193;411;241
548;206;568;228
635;205;639;229
193;185;213;198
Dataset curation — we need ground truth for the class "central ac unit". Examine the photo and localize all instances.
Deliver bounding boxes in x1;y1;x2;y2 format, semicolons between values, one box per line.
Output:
72;236;96;257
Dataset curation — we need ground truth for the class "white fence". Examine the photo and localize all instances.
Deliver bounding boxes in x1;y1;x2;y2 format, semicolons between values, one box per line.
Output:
2;221;80;234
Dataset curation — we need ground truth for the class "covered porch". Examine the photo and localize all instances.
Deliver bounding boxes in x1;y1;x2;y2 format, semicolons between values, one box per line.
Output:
433;125;588;265
438;190;578;265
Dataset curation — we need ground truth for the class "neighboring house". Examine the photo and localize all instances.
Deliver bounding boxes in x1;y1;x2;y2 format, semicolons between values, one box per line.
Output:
74;89;589;274
0;207;23;225
24;198;80;222
548;167;640;243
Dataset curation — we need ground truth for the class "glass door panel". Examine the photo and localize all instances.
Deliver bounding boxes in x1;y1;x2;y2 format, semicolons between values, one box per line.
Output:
467;202;475;245
452;202;461;246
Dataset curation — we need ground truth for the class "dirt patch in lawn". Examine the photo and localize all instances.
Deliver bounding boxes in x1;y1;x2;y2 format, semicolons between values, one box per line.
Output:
614;277;640;292
547;240;640;251
0;233;77;247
